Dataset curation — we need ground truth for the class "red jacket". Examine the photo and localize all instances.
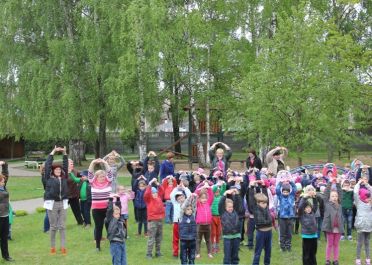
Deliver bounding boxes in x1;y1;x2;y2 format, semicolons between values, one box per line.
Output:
162;177;177;200
144;185;165;221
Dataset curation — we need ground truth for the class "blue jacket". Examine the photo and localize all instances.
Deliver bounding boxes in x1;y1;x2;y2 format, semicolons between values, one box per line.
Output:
179;214;197;241
276;181;297;218
133;182;146;209
159;160;174;181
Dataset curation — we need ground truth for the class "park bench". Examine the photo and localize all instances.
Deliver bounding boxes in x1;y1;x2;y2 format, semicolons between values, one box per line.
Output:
25;151;46;169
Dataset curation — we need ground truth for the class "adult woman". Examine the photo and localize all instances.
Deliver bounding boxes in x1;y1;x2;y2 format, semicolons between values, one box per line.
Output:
88;158;113;251
209;142;232;177
245;149;262;171
44;146;68;255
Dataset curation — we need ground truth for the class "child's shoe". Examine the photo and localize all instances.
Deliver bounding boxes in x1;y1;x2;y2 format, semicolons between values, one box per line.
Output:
347;235;353;241
355;259;361;265
366;259;371;265
208;253;213;258
215;244;220;253
155;252;163;258
61;248;67;255
340;236;345;241
50;248;56;255
195;254;201;259
332;261;339;265
144;232;149;237
325;260;331;265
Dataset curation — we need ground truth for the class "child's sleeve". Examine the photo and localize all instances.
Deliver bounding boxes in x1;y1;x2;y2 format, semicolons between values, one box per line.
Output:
353;182;361;207
207;187;214;205
297;197;305;216
144;186;151;203
276;182;282;197
106;199;114;223
290;181;297;196
157;184;165;200
45;155;54;180
324;182;331;200
117;156;125;171
218;195;226;215
170;188;178;205
248;187;256;213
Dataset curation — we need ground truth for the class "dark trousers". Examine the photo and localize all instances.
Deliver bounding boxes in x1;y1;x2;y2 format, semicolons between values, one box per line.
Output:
44;211;50;232
92;208;107;249
302;238;317;265
180;239;196;264
135;207;147;234
342;208;353;237
223;237;240;265
252;229;272;265
279;218;293;250
69;197;84;225
0;216;10;259
247;217;256;248
80;200;91;225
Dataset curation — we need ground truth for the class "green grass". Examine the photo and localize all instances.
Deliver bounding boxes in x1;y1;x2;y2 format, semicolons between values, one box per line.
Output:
7;177;44;201
7;205;362;265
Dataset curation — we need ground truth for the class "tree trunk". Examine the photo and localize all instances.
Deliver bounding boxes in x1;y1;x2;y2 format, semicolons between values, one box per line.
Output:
296;144;303;166
190;91;206;167
171;83;181;154
327;143;334;162
97;76;107;158
205;99;210;165
68;140;86;165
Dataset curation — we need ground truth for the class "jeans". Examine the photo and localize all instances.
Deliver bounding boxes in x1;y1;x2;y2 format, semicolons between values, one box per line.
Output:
342;208;353;237
247;217;256;248
279;218;293;250
165;201;173;224
110;241;127;265
180;239;196;264
316;217;322;240
80;200;91;225
223;237;240;265
48;201;66;248
252;229;272;265
44;211;50;232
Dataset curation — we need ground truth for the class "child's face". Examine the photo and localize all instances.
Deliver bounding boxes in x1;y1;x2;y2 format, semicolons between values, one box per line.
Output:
152;192;158;199
304;206;312;214
342;183;350;189
216;150;224;159
177;195;185;204
168;179;173;186
327;172;333;178
199;194;207;204
194;175;200;182
118;187;125;195
282;190;289;196
148;165;154;173
0;178;4;187
113;210;120;219
108;156;116;166
258;201;268;208
185;206;193;216
139;184;146;190
226;202;234;213
330;191;338;203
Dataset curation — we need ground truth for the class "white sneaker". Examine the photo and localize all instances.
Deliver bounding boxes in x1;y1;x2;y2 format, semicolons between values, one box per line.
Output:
340;236;345;241
347;235;353;241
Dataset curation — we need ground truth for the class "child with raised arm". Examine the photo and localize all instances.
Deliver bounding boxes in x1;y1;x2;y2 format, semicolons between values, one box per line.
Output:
117;185;134;237
88;158;113;251
276;170;297;252
195;181;214;259
341;179;354;241
211;179;226;254
322;176;343;265
144;178;165;259
219;189;242;265
143;151;160;182
104;150;125;192
106;195;127;265
298;189;319;265
179;193;197;265
354;174;372;265
170;182;191;258
132;176;148;236
248;185;273;265
162;175;177;224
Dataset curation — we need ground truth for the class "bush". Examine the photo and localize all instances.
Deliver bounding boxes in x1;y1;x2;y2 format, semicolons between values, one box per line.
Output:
36;207;46;213
15;210;28;216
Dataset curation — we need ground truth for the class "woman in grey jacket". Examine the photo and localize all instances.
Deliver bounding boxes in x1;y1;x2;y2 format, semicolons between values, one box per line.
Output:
354;176;372;265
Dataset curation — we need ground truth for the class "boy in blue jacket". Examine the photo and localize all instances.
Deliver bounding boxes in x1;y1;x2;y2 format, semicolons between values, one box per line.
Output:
276;171;297;252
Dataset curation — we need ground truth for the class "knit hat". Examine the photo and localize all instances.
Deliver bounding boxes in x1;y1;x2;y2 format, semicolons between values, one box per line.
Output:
151;187;158;194
282;183;291;193
359;187;371;203
175;190;184;200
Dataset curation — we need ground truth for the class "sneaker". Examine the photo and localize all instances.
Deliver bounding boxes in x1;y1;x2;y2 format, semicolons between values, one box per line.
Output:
146;254;152;259
248;246;253;250
144;232;149;237
347;235;353;241
155;252;163;257
50;248;56;255
325;261;331;265
355;259;361;265
61;248;67;255
208;253;213;258
96;247;101;252
333;261;339;265
3;256;14;262
340;236;345;241
196;254;201;259
366;259;371;265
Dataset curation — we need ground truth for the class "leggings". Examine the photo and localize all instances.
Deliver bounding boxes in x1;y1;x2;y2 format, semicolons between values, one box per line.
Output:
196;224;211;255
92;208;107;249
326;232;341;261
48;201;66;248
356;232;371;259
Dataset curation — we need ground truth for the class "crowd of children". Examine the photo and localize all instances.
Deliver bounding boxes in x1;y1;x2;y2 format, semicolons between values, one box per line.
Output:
1;143;371;265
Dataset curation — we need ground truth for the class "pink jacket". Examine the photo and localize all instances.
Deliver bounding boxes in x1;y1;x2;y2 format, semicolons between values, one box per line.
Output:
119;191;135;215
195;186;214;224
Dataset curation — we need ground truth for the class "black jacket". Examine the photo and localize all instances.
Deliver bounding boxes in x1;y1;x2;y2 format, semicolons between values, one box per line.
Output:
298;196;318;235
106;199;126;243
44;155;69;201
218;196;241;235
248;187;272;229
245;156;262;170
179;214;197;240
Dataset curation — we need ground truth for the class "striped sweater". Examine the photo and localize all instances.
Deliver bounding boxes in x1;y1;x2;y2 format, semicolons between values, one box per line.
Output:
88;169;113;209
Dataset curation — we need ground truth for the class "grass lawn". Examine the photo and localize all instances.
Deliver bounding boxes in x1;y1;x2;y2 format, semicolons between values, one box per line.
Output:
7;177;44;201
8;205;361;265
